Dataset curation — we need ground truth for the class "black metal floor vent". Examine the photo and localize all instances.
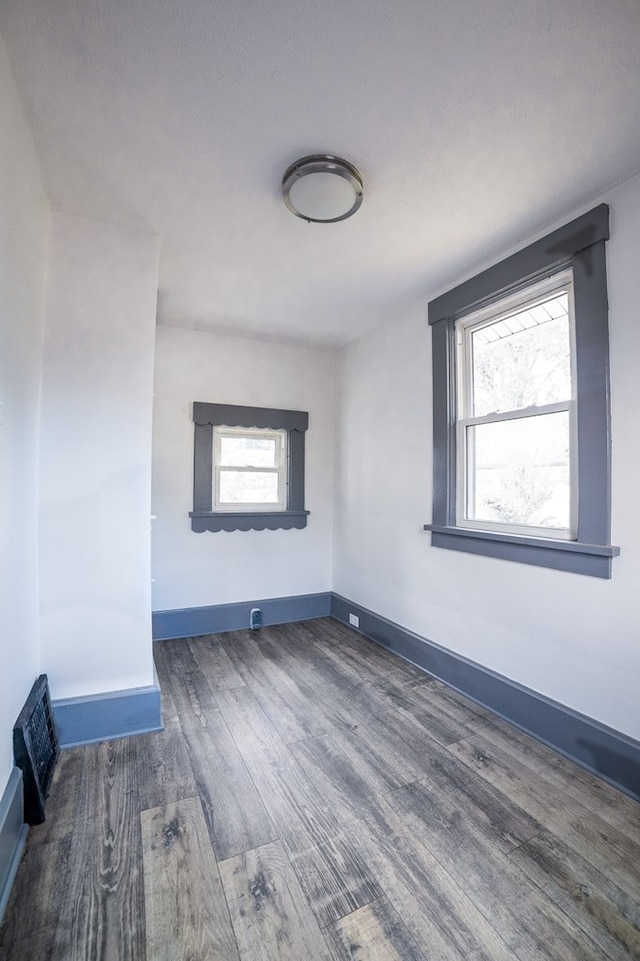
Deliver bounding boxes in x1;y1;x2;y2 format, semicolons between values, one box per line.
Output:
13;674;60;825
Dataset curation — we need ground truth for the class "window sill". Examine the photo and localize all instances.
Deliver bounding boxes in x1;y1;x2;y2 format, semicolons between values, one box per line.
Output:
423;524;619;578
190;510;309;533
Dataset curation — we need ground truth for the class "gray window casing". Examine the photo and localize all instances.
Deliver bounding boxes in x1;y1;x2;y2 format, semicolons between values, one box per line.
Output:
190;402;309;532
424;204;620;577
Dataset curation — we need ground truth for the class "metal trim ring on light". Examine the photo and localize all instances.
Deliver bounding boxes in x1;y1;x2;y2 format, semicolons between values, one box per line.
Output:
282;154;364;223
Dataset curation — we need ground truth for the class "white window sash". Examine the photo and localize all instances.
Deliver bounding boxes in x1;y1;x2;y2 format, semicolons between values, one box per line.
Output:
455;270;578;540
213;427;287;511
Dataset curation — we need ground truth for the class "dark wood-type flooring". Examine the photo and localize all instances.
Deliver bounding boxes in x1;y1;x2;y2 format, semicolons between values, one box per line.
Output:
1;618;639;960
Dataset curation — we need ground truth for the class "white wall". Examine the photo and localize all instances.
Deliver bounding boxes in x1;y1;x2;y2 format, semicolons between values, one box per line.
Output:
152;326;335;611
38;213;159;699
334;173;640;741
0;34;49;791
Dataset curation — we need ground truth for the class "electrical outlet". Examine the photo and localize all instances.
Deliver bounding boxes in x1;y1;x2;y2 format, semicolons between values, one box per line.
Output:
250;608;262;630
348;613;359;628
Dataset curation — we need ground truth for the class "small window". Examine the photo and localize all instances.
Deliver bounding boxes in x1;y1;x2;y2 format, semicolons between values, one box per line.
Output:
425;204;619;577
455;270;576;539
214;427;287;511
190;402;309;532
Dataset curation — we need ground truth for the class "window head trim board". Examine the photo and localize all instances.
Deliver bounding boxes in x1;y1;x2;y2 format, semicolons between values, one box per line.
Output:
424;203;620;577
190;402;309;532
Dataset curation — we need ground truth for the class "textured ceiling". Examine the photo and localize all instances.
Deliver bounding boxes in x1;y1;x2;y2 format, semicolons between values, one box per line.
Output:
2;0;640;347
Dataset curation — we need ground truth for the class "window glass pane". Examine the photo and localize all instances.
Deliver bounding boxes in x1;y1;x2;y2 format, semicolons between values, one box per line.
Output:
466;412;570;529
219;470;280;504
471;293;571;416
220;435;278;467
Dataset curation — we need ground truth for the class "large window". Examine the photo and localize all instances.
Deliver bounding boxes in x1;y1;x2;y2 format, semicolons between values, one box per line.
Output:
425;204;619;577
190;402;309;532
456;270;576;539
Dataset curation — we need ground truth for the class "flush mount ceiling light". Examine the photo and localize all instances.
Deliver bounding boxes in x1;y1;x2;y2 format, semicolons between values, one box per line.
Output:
282;155;364;223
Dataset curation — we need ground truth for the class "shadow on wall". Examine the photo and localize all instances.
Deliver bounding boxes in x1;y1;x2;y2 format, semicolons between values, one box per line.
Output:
576;737;640;802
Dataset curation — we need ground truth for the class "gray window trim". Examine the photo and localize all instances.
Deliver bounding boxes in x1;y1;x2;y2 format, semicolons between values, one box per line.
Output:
190;402;309;532
424;204;620;578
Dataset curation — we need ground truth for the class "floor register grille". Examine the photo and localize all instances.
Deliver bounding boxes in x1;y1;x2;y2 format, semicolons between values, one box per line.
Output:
13;674;59;825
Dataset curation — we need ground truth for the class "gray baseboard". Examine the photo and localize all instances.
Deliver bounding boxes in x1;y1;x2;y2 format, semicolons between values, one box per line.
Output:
0;768;28;925
331;593;640;803
52;683;162;748
152;591;332;640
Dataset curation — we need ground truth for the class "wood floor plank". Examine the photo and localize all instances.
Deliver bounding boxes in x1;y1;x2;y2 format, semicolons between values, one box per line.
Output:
509;829;640;960
187;635;246;690
405;677;494;730
6;740;146;959
308;623;424;689
159;681;180;723
288;729;404;831
215;686;348;852
389;778;615;961
52;738;146;961
0;835;73;954
255;622;375;703
288;830;384;928
153;644;181;722
330;724;417;794
211;629;267;687
214;681;295;758
135;717;199;811
219;839;334;961
154;637;201;676
282;618;417;698
141;797;240;961
26;746;88;845
254;632;424;788
376;684;477;745
361;693;478;768
285;625;486;787
155;638;220;718
448;732;640;896
250;627;371;726
159;664;218;718
476;715;640;845
409;754;541;854
325;898;429;961
351;799;513;961
0;929;70;961
179;707;277;860
314;617;425;681
329;690;471;789
289;734;385;810
222;631;328;743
